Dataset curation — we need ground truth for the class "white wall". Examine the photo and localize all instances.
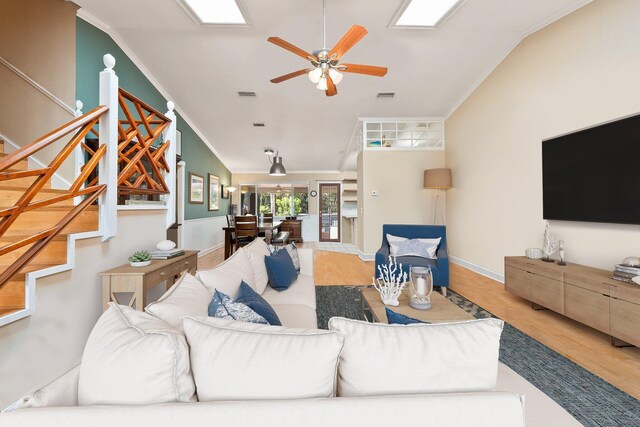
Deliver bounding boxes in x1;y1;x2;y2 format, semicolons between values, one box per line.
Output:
182;216;227;256
445;0;640;276
0;211;167;408
359;150;446;255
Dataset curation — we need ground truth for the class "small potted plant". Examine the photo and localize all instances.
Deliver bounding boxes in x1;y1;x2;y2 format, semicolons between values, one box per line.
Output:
128;250;152;267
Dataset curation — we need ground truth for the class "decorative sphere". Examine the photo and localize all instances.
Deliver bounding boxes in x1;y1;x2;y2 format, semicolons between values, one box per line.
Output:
75;100;83;110
166;101;175;112
156;240;176;251
103;54;116;70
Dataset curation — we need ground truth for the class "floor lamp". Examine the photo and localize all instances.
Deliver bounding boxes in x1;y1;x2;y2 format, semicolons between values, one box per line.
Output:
424;168;452;225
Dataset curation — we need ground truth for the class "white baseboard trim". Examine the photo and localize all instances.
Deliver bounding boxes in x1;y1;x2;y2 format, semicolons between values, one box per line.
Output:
450;256;505;283
357;250;375;261
198;242;224;258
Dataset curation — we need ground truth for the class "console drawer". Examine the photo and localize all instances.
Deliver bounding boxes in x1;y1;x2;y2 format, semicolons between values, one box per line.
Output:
564;283;609;334
531;274;563;313
610;297;640;347
505;265;530;300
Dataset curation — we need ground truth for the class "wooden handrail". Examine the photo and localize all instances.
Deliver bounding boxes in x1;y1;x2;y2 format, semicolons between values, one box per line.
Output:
0;107;108;291
0;106;108;173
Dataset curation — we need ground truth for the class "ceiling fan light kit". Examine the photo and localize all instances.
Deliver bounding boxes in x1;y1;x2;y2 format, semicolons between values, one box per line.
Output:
268;0;387;97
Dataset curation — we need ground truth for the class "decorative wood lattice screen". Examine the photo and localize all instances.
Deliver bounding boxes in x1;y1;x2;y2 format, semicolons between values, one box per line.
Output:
0;106;108;289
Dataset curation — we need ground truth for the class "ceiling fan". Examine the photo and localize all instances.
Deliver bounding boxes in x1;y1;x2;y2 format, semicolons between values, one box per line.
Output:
268;0;388;97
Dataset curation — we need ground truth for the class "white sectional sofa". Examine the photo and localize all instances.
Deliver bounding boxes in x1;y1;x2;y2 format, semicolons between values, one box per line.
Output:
1;239;580;427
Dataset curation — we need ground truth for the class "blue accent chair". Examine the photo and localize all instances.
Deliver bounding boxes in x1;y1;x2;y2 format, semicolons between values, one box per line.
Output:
375;225;449;293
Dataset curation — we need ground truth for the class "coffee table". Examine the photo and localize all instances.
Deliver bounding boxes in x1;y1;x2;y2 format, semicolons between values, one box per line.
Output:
360;287;475;324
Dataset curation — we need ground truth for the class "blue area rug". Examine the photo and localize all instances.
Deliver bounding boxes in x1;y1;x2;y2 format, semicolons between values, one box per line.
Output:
315;286;640;427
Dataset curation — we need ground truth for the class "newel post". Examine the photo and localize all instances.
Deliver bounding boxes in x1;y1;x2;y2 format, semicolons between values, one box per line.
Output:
98;54;118;242
163;101;177;229
73;100;85;206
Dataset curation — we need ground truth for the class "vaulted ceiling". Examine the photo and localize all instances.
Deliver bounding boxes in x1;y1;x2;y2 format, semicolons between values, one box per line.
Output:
74;0;591;172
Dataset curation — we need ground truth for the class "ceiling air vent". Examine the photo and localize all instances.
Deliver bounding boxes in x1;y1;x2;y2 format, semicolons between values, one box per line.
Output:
377;92;395;98
253;122;266;127
238;91;257;97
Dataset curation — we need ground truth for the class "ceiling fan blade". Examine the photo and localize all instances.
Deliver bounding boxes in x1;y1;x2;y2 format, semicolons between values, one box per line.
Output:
267;37;313;60
325;76;337;97
328;25;368;60
270;69;310;84
341;63;388;77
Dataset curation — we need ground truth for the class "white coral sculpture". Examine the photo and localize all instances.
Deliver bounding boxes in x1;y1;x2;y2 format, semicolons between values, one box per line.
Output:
543;222;557;258
373;256;408;306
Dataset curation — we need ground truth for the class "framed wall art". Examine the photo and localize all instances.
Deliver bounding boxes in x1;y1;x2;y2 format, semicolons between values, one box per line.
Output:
188;173;204;204
208;173;220;211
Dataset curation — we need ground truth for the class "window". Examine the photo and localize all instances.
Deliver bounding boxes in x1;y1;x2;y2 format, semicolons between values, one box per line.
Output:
242;182;309;216
393;0;463;28
181;0;247;25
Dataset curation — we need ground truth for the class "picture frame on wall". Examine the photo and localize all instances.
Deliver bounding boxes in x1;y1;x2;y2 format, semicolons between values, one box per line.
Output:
221;185;229;199
208;173;220;211
188;173;204;204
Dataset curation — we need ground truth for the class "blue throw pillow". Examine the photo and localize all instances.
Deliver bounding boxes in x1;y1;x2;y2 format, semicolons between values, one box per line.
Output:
264;248;298;291
385;308;429;325
236;281;282;326
208;289;268;324
269;243;301;272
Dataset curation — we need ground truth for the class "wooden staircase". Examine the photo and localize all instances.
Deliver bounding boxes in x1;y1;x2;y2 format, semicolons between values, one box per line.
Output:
0;116;103;318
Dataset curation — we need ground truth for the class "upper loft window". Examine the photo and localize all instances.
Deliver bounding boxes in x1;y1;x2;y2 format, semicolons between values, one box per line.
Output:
392;0;464;28
181;0;247;25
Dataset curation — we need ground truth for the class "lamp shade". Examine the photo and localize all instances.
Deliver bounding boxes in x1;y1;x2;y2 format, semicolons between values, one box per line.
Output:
424;168;452;189
269;156;287;176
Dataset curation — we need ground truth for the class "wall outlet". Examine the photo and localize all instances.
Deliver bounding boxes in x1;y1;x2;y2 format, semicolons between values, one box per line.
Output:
371;191;379;196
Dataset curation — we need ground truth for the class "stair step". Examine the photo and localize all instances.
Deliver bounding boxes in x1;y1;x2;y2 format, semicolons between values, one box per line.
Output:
0;140;4;154
0;262;61;274
0;279;25;309
0;236;68;265
2;206;99;237
0;153;29;172
0;186;74;207
0;175;51;190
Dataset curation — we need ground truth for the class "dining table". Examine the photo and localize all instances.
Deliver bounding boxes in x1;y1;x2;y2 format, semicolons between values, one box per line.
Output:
222;220;282;260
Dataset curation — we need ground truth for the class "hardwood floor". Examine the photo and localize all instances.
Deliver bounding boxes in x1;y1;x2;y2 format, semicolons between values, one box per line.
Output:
198;246;640;399
449;263;640;400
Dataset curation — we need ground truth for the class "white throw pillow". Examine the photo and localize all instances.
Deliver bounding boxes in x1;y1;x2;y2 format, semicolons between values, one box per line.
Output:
244;240;270;294
196;247;255;298
145;273;211;331
328;317;504;397
78;303;195;405
386;233;441;258
183;317;344;401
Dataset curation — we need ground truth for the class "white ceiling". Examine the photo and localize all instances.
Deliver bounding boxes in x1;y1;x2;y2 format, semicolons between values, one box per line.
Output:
74;0;591;172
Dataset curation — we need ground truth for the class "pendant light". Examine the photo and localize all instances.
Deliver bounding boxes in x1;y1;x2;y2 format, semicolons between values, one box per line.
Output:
265;149;287;176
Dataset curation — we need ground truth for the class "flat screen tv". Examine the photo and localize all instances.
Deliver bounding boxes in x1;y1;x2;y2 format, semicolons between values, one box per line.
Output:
542;114;640;225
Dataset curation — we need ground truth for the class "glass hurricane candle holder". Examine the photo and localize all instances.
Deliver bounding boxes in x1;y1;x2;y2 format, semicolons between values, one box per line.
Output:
408;266;433;310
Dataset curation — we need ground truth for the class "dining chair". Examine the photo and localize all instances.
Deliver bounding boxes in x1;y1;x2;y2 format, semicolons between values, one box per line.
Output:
234;215;258;250
259;213;274;238
226;215;237;256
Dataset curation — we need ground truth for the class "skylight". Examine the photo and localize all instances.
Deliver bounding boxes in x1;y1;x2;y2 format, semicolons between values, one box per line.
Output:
183;0;246;25
394;0;463;28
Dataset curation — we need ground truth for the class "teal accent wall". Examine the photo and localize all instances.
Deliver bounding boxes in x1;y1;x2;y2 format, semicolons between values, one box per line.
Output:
76;18;231;219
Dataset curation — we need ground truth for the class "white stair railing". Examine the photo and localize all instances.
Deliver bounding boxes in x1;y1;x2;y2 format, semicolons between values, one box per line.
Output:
163;101;177;229
98;54;119;242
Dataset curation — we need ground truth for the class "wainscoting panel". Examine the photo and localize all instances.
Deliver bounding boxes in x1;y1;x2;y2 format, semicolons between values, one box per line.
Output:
182;216;227;256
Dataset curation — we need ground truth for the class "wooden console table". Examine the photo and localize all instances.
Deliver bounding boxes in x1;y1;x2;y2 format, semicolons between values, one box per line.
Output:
100;251;198;311
505;256;639;347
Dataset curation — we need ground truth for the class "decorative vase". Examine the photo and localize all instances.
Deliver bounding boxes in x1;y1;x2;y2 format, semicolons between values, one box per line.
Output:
408;266;433;310
130;260;151;267
373;256;407;307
